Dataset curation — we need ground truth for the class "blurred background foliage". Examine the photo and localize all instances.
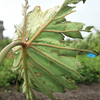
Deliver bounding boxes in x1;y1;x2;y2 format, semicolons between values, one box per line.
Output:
0;39;22;89
64;31;100;55
0;30;100;89
0;39;12;51
76;55;100;84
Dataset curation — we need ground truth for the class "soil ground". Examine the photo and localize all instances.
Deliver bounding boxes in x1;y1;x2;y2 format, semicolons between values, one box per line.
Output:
0;83;100;100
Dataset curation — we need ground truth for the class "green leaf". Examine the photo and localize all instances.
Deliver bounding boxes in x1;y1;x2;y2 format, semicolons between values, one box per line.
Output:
12;44;84;100
44;21;84;39
9;0;94;100
62;0;82;7
54;6;76;20
25;6;59;40
85;26;94;32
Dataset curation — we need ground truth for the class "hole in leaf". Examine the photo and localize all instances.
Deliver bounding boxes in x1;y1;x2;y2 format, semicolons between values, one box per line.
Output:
26;37;29;41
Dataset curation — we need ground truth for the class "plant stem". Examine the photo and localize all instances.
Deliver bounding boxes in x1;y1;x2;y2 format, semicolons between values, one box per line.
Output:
0;42;27;66
22;46;30;100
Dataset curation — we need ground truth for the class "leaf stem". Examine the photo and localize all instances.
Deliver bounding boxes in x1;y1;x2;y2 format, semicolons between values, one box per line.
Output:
22;0;28;42
12;47;22;52
0;42;27;66
31;43;98;55
11;57;22;69
15;25;23;34
22;47;30;100
43;29;91;33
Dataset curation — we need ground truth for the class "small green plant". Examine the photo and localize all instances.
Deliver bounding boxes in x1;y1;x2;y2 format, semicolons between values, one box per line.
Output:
76;55;100;84
0;58;13;88
0;0;97;100
0;58;19;89
0;39;12;51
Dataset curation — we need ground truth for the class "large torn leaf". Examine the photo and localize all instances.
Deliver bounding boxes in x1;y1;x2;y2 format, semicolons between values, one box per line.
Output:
11;0;94;100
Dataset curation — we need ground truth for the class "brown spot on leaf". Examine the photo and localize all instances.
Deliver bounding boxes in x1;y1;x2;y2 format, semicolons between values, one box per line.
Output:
36;73;40;76
50;61;53;64
43;81;45;84
28;61;34;67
